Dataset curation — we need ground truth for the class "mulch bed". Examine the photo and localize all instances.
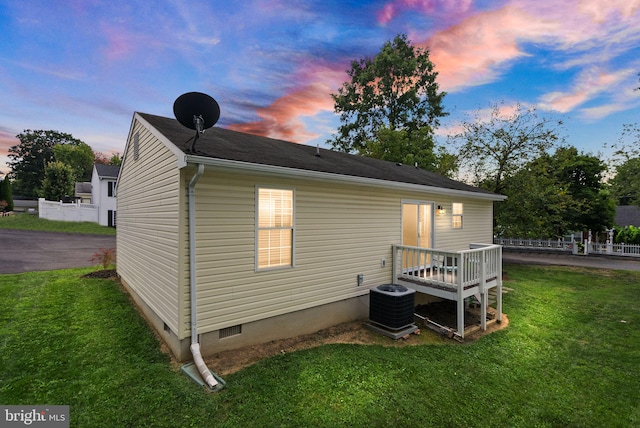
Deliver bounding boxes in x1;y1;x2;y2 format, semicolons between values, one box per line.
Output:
81;269;118;279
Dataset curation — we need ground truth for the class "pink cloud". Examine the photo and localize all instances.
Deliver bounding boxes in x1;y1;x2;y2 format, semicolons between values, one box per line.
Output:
293;61;348;89
227;82;335;142
539;68;630;112
578;0;640;23
417;0;640;91
227;61;348;143
0;129;17;151
422;6;557;91
101;24;137;61
0;129;18;176
377;0;473;25
580;103;630;119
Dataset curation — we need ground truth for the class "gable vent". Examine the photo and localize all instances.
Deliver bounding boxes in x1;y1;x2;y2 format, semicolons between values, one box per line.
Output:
133;132;140;160
219;324;242;339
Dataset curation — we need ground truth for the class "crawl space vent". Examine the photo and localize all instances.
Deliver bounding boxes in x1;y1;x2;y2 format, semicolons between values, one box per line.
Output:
219;324;242;339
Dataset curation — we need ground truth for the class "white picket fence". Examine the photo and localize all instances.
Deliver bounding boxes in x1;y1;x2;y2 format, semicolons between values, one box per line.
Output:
496;233;640;259
586;242;640;257
38;198;98;223
495;237;574;252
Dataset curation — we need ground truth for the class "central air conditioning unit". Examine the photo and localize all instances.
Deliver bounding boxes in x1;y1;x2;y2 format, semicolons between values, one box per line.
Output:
369;284;416;331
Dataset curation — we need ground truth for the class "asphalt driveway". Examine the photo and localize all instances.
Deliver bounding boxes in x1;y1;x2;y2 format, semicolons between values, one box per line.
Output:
0;229;116;274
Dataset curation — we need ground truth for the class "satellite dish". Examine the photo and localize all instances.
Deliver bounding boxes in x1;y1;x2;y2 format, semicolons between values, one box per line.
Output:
173;92;220;152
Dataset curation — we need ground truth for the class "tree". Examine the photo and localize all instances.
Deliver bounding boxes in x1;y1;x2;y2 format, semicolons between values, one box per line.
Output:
553;147;614;233
109;153;122;166
606;123;640;163
494;156;569;237
94;152;110;164
329;34;447;171
42;161;75;201
452;102;564;194
95;152;122;166
495;147;614;237
8;130;84;197
0;176;13;211
603;123;640;205
53;142;94;182
609;157;640;205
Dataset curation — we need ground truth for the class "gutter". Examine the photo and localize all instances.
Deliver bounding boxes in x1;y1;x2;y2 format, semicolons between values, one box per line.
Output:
187;163;219;390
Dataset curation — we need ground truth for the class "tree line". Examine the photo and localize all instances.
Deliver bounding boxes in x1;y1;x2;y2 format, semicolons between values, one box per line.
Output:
3;34;638;240
1;130;121;207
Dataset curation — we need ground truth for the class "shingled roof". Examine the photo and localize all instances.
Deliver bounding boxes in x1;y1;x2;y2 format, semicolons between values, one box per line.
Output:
94;163;120;179
615;205;640;227
138;112;501;198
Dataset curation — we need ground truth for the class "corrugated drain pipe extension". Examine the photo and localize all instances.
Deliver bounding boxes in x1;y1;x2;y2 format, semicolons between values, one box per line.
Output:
188;163;219;389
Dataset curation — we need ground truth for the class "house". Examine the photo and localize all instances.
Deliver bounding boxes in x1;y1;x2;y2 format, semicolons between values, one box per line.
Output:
117;112;507;362
74;182;92;203
91;164;120;227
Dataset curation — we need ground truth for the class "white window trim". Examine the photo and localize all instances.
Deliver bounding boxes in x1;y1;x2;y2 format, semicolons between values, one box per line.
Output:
107;181;116;197
401;199;435;249
255;186;296;271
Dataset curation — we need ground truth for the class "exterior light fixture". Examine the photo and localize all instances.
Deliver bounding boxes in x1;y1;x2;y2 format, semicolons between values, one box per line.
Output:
437;205;445;215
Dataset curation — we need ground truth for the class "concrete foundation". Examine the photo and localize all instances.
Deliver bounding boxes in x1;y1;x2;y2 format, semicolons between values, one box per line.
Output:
120;276;369;361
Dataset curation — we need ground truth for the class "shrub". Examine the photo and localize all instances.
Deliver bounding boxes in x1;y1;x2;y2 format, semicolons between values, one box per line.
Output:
615;225;640;245
0;176;13;211
89;248;116;270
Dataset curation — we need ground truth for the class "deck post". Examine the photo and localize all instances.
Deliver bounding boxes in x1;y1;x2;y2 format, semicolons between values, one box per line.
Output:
392;245;398;283
457;254;464;338
497;246;503;322
480;250;487;331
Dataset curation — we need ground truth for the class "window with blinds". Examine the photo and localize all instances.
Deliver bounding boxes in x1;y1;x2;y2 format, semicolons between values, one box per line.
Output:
452;203;463;229
256;188;294;270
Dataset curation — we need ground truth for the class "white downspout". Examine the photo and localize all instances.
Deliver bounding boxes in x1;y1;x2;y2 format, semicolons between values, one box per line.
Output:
188;163;219;389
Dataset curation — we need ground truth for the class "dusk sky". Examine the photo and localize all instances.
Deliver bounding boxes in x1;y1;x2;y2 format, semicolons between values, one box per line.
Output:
1;0;639;178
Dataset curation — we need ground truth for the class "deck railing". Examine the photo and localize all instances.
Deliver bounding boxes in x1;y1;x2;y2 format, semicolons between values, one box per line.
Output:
392;243;502;293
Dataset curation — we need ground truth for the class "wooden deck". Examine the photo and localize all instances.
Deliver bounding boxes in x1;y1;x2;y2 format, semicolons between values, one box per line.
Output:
393;243;503;339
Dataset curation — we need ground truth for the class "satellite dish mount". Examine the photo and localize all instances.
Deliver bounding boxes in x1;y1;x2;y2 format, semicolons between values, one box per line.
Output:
173;92;220;152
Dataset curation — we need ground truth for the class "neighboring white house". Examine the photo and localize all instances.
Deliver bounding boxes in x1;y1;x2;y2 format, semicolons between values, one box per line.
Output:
91;164;119;227
39;164;120;225
74;182;92;203
117;112;507;361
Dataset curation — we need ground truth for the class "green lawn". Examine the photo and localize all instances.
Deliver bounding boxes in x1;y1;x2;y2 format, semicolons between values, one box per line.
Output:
0;213;115;235
1;265;639;427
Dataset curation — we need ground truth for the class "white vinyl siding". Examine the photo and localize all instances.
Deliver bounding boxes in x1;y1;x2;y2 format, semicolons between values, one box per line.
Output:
187;171;397;333
433;199;493;251
117;119;184;336
182;169;496;335
256;188;294;270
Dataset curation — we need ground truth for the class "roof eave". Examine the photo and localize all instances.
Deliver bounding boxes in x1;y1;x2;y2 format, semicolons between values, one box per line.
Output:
184;154;507;201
